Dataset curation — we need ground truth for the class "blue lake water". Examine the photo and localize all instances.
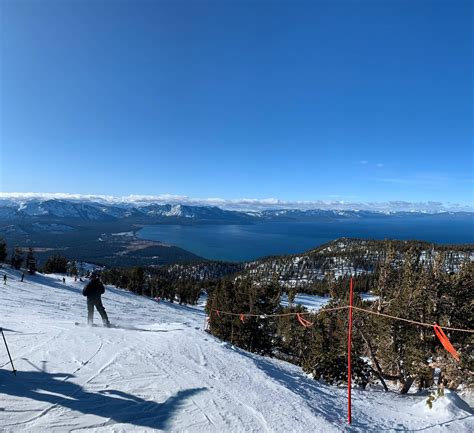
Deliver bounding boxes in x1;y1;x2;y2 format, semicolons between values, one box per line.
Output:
137;216;474;262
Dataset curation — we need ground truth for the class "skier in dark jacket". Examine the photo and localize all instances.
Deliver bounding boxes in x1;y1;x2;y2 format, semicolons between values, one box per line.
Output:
82;272;110;327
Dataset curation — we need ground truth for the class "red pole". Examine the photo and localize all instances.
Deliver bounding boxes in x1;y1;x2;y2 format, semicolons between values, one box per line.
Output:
347;277;354;425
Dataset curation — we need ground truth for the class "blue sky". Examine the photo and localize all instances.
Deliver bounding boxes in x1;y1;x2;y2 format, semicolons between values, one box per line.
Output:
0;0;472;207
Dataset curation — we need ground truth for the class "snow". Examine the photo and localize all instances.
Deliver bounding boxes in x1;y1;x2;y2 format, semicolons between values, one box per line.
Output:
69;262;104;276
281;293;331;311
360;293;379;302
0;267;472;432
111;232;135;237
281;293;379;311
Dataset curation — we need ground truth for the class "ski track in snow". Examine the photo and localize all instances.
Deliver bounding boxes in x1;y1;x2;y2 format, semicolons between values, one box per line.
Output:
0;268;472;432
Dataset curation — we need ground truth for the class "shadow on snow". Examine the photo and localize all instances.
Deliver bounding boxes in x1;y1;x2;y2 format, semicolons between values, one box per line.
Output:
0;368;206;430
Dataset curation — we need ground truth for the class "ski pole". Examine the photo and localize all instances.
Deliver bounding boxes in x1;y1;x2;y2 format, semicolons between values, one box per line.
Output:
0;327;17;375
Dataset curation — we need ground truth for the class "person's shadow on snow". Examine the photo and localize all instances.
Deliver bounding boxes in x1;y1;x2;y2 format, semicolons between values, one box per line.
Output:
0;368;206;430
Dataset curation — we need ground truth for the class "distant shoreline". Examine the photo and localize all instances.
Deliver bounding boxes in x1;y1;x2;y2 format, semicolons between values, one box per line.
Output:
136;216;474;262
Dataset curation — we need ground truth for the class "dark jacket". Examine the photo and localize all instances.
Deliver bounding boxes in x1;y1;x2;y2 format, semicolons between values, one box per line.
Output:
82;278;105;298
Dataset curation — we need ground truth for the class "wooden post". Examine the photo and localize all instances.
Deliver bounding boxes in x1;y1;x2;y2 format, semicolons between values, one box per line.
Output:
347;277;354;424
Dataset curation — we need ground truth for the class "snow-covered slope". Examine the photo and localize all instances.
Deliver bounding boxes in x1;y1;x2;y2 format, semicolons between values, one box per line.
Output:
0;268;472;432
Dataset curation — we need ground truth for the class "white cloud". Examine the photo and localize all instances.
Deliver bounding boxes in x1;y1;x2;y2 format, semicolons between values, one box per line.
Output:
0;192;472;212
359;160;368;165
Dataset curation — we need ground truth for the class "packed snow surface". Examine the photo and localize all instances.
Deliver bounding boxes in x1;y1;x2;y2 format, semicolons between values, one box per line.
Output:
0;268;472;432
280;293;331;311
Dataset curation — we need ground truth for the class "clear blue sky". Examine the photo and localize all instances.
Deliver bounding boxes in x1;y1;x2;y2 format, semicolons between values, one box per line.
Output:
0;0;472;205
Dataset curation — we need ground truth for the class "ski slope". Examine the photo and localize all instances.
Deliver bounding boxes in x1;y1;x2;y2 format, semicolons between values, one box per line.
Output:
0;268;472;432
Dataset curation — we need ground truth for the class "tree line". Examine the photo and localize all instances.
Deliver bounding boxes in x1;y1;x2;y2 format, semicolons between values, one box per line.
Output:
0;238;75;275
101;267;207;305
0;238;37;274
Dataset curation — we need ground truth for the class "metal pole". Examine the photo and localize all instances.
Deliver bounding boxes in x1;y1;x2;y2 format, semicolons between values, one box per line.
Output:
347;277;354;424
0;327;17;375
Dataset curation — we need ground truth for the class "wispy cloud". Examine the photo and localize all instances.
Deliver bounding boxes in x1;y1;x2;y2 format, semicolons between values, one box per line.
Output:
377;173;468;187
0;192;472;212
360;161;384;169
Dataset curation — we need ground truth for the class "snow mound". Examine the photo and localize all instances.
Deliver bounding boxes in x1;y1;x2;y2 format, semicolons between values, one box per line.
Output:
415;390;473;418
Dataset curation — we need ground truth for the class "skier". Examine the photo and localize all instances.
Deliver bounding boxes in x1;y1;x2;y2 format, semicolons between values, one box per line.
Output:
82;272;110;327
3;274;6;285
62;277;66;284
21;273;25;282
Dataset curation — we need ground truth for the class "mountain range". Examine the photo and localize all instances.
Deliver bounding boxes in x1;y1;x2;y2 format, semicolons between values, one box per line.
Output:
1;198;471;224
0;198;472;268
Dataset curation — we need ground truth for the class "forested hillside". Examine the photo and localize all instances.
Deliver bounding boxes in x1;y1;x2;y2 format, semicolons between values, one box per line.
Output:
206;244;474;395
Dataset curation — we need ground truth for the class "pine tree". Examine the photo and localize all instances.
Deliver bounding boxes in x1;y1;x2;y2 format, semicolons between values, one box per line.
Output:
0;238;7;262
276;304;312;364
128;267;146;294
26;248;37;275
303;291;371;388
375;243;397;312
68;260;78;277
11;247;24;270
207;279;235;342
43;254;68;273
435;259;474;390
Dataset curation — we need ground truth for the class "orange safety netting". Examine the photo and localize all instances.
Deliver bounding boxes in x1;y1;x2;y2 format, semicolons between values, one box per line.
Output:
433;324;460;362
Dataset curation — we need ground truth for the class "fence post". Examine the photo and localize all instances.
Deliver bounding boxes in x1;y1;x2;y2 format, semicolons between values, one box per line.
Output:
347;277;354;424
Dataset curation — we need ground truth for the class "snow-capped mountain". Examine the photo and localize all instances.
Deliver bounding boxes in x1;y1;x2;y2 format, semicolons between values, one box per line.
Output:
15;200;117;221
0;199;252;223
2;197;471;224
140;204;247;220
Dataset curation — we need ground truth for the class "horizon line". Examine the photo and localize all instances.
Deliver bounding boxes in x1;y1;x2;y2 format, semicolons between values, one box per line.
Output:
0;192;473;213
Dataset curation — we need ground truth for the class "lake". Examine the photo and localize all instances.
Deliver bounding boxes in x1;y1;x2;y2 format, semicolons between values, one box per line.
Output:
137;216;474;262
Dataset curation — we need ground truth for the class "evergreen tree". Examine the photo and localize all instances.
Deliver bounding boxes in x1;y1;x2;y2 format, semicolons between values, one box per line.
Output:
128;267;145;294
68;260;78;277
302;295;371;388
435;260;474;390
0;238;7;262
11;247;24;270
207;277;281;354
43;254;68;274
276;304;312;364
26;248;37;275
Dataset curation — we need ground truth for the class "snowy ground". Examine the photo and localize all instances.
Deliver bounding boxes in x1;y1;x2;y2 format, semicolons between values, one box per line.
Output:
0;268;472;432
280;293;331;311
280;292;379;311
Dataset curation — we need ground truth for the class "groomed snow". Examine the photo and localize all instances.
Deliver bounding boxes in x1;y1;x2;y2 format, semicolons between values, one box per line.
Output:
0;268;472;432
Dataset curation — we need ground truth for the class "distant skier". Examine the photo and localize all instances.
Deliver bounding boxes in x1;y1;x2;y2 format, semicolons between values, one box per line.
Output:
82;272;111;327
62;277;66;284
21;273;25;282
3;274;6;285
